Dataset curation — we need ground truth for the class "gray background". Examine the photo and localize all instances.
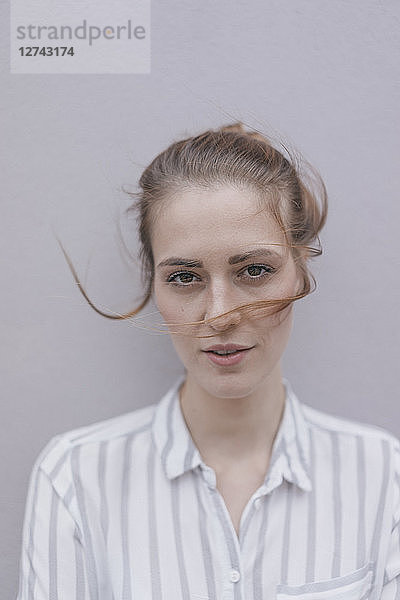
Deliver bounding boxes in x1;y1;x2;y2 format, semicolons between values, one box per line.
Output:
2;0;400;596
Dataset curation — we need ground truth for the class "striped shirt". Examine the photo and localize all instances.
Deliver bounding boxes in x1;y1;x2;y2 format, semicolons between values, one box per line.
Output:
16;374;400;600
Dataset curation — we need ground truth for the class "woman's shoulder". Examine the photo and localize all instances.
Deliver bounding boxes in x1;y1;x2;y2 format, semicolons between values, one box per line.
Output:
285;377;400;450
32;402;157;483
28;375;185;493
298;401;400;482
301;401;399;447
295;401;400;501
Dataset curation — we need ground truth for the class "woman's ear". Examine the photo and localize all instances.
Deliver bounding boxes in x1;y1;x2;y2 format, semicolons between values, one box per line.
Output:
297;245;309;262
294;264;306;297
295;276;302;297
293;247;308;296
151;280;159;310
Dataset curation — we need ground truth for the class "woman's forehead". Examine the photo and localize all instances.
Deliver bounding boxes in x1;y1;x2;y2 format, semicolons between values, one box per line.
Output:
152;186;285;249
161;184;264;217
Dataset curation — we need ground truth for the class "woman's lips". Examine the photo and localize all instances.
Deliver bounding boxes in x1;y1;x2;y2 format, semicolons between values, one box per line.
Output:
203;347;253;366
204;343;251;352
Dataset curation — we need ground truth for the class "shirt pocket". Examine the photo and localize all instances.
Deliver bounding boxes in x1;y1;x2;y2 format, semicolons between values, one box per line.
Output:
275;561;375;600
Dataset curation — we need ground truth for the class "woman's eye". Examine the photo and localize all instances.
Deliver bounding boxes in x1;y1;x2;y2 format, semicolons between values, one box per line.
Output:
166;264;275;287
240;264;275;280
167;271;199;286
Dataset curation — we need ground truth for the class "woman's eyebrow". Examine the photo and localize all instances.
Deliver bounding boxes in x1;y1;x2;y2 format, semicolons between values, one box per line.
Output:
156;248;282;269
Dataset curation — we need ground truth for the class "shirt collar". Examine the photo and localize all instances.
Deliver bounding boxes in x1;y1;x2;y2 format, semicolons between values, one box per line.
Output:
152;374;312;492
152;374;202;479
266;377;312;492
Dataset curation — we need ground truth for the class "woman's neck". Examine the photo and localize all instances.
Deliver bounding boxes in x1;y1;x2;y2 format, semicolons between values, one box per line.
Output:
178;366;286;471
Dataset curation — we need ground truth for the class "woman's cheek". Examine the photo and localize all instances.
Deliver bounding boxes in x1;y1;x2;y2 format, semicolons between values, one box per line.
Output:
275;303;294;327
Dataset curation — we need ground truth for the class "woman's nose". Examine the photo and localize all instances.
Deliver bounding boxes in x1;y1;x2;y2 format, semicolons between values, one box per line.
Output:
204;285;242;332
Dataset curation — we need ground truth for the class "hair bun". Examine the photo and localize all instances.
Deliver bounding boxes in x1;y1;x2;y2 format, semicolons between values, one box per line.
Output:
216;121;270;145
216;122;246;134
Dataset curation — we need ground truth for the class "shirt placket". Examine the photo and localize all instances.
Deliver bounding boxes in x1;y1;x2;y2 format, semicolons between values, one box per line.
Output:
198;462;256;600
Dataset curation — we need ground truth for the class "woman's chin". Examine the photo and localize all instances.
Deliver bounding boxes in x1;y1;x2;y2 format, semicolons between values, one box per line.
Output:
199;374;261;401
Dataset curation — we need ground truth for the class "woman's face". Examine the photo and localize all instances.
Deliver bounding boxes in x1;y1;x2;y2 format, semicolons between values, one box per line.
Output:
152;184;301;399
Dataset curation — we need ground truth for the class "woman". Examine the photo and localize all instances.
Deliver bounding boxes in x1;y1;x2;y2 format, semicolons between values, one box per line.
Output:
17;123;400;599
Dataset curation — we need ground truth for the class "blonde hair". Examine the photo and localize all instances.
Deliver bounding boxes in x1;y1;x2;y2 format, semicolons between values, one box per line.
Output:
57;121;328;337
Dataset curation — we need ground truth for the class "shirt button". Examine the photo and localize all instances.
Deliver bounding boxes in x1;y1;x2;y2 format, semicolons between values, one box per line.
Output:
229;569;241;583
